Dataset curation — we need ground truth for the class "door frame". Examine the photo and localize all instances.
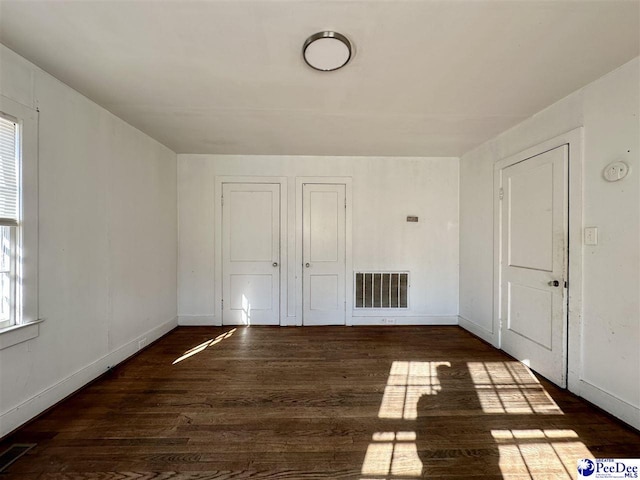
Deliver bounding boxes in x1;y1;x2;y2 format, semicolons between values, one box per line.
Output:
214;176;288;326
493;127;583;391
296;177;353;326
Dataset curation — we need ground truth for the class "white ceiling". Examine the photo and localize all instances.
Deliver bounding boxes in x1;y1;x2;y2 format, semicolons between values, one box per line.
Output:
0;0;638;157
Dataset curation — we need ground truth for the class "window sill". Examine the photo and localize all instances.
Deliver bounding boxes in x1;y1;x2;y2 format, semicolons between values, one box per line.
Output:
0;319;43;350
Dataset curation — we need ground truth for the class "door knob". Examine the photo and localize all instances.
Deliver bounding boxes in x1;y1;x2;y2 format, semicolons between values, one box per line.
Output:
305;263;310;268
548;280;560;287
273;262;278;267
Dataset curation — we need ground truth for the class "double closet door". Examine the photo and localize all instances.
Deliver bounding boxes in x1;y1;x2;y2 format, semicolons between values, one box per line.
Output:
221;182;347;326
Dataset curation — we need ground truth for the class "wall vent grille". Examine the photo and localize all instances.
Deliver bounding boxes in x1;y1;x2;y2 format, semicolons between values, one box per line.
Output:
355;272;409;308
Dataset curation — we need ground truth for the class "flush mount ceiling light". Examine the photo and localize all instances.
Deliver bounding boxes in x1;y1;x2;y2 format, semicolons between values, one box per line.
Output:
303;31;352;71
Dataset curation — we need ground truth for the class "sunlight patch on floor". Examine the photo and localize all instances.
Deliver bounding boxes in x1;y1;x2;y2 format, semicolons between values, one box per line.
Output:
467;361;563;414
362;361;451;479
172;328;236;365
361;431;422;478
378;361;451;420
494;429;592;479
364;360;591;479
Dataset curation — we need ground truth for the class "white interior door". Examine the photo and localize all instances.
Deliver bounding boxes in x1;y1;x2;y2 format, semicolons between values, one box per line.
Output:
303;184;346;325
499;145;568;387
222;183;280;325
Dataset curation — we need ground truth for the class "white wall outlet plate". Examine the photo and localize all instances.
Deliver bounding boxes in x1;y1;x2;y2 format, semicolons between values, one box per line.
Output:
584;226;598;246
603;161;629;182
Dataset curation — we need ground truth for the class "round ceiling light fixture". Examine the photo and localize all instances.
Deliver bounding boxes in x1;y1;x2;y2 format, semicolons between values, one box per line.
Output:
303;31;352;72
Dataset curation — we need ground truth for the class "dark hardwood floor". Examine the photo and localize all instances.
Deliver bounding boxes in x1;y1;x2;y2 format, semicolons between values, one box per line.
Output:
2;326;639;479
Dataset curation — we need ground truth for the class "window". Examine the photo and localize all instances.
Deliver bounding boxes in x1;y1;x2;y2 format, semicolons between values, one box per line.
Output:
0;114;19;330
0;95;39;349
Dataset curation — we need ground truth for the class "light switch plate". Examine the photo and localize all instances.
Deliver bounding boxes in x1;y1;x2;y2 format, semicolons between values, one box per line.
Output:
584;227;598;246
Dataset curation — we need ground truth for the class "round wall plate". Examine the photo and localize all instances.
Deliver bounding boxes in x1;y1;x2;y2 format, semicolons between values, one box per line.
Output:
603;161;629;182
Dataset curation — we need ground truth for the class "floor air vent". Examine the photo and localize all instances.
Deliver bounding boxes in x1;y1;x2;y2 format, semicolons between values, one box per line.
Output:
355;272;409;308
0;444;36;472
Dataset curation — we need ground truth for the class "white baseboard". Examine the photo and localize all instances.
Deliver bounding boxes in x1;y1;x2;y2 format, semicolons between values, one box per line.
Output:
178;315;219;326
350;315;459;326
0;316;178;438
575;379;640;430
178;316;300;327
458;315;498;347
177;315;458;327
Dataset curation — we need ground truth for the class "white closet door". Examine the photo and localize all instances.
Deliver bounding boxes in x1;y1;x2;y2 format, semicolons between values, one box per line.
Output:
303;183;346;326
222;183;280;325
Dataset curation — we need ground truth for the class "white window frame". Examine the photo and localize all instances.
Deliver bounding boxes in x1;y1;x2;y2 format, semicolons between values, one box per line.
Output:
0;95;40;350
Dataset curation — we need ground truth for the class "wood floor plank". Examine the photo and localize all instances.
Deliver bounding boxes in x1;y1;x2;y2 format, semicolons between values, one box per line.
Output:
2;326;639;479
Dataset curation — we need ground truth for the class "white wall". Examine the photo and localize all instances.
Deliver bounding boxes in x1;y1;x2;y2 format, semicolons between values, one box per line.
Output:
459;57;640;428
0;45;178;437
178;155;459;326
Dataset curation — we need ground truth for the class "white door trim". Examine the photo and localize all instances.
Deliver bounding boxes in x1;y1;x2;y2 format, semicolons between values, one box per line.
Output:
493;127;583;391
214;176;288;326
295;177;353;326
